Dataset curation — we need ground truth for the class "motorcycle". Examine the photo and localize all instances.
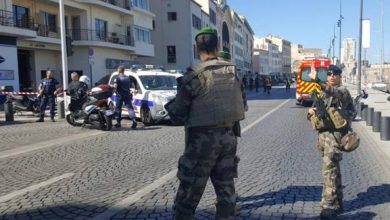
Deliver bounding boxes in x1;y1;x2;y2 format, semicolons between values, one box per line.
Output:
66;85;114;131
11;94;40;115
352;90;368;120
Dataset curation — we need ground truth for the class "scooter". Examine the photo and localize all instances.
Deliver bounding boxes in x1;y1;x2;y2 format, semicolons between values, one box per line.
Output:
352;90;368;120
66;85;114;131
11;94;40;115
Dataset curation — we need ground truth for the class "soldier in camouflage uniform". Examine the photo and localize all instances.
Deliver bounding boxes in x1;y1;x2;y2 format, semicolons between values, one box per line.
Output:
307;65;356;219
165;27;247;220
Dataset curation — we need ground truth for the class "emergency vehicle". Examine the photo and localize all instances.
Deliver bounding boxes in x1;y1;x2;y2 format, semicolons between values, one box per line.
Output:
108;65;181;125
296;58;331;106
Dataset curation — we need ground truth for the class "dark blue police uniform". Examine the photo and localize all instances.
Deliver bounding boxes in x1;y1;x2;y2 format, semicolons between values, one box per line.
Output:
39;77;59;121
114;75;137;127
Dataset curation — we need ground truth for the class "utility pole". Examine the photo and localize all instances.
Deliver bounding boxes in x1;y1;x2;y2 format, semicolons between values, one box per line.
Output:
59;0;68;108
337;0;344;66
357;0;363;95
333;25;336;64
380;0;385;81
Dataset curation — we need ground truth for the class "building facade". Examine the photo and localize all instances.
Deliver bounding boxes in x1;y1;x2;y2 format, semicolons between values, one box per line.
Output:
0;0;155;91
140;0;220;71
266;35;291;75
341;38;356;77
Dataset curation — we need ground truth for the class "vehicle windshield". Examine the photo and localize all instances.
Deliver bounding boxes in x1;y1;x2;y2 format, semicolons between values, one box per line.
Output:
301;67;327;82
139;75;177;90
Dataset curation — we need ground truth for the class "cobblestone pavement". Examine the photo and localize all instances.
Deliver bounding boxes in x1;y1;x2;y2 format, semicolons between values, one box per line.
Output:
0;87;390;220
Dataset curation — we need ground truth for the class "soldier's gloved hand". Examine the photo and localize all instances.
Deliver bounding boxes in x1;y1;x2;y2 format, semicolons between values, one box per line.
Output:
307;107;316;120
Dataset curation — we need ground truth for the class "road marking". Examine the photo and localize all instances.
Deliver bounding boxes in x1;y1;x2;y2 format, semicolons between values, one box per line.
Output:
0;173;74;203
242;99;291;133
0;131;105;160
93;99;291;220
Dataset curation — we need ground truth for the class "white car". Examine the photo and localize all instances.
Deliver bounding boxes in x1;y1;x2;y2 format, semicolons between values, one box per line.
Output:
108;65;181;125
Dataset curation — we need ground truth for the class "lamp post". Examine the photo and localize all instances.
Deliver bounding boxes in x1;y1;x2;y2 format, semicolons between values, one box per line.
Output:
357;0;363;95
337;0;344;66
59;0;68;108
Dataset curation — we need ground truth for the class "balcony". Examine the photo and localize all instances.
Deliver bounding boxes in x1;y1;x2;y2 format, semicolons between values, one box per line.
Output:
100;0;131;10
69;29;135;50
0;9;36;38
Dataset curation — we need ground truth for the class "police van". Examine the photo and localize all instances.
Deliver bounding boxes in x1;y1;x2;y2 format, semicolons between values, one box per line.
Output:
108;65;181;125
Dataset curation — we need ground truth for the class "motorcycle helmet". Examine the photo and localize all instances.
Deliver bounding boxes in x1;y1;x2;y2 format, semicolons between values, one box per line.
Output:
79;75;91;85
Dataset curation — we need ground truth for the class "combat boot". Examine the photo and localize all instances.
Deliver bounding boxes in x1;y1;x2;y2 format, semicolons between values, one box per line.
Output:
320;208;338;219
131;119;137;129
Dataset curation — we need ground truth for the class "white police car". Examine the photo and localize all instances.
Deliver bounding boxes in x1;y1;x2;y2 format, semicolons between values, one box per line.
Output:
108;65;181;125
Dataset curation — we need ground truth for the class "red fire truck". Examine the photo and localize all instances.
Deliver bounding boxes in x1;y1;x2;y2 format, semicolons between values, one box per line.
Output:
296;58;331;106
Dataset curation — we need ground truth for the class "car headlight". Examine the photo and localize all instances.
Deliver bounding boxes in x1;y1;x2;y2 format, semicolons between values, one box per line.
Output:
152;94;168;105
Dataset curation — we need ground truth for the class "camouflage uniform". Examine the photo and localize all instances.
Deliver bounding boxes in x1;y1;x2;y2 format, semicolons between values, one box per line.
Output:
166;59;247;220
315;85;355;211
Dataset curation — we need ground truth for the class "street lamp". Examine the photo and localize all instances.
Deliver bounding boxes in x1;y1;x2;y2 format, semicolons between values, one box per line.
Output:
337;0;344;66
357;0;363;95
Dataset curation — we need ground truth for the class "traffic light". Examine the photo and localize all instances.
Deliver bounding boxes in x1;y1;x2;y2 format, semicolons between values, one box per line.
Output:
66;36;74;56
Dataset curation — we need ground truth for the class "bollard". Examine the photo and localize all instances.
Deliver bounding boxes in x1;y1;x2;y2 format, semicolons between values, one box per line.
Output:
380;116;390;141
362;105;368;121
373;111;382;132
366;107;374;126
57;99;65;119
4;96;14;122
357;102;364;118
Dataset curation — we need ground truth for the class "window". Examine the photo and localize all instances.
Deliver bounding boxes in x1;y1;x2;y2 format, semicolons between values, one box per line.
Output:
42;12;57;32
95;19;107;40
12;5;30;28
135;27;151;43
209;9;216;25
168;12;177;21
192;14;201;30
167;46;176;63
132;0;149;10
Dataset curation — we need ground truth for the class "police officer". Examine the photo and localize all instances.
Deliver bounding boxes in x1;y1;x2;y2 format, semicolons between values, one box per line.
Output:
37;70;60;122
165;27;247;220
113;66;137;129
307;64;355;219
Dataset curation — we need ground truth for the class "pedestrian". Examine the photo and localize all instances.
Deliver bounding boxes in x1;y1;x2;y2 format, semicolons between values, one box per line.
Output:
262;76;267;92
265;77;272;94
36;70;61;122
242;75;247;90
255;74;260;93
67;72;89;117
307;64;356;219
165;27;247;220
285;78;291;92
112;66;137;129
249;77;254;91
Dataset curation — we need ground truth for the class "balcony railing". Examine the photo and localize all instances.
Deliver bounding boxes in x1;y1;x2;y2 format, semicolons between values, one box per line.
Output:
0;9;34;30
100;0;131;10
36;24;61;38
68;29;134;46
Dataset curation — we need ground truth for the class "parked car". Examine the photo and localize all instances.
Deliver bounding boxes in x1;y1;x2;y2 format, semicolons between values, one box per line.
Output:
371;81;388;91
107;65;181;125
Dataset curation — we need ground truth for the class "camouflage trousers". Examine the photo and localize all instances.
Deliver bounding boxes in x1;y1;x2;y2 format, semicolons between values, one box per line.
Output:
317;131;343;210
174;126;239;220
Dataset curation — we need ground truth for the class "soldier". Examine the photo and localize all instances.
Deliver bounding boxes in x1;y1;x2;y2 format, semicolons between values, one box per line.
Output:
36;70;61;122
165;27;247;220
307;64;355;219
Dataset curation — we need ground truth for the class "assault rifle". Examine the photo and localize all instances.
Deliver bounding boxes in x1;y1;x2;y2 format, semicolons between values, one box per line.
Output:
311;90;327;120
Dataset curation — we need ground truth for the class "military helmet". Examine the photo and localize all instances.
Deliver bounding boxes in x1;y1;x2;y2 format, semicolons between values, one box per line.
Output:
218;51;231;60
195;27;218;41
328;64;342;75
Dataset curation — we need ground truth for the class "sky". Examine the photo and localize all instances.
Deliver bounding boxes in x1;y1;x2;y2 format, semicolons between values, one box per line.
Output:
227;0;389;64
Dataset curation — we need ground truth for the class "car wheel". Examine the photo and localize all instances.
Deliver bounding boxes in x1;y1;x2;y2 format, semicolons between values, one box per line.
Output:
141;106;153;126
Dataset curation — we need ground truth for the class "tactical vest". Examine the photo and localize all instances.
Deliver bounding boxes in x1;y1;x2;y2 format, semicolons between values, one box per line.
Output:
186;60;245;128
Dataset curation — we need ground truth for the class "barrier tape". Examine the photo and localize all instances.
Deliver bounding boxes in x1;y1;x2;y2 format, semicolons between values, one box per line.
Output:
0;92;39;95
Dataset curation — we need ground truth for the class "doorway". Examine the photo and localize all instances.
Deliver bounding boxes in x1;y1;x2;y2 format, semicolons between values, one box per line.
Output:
17;49;34;91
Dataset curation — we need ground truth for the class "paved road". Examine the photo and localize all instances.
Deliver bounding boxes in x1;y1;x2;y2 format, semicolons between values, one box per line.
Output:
0;87;389;220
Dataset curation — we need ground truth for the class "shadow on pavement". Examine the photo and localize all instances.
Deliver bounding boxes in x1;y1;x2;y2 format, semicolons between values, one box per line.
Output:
237;185;322;209
344;184;390;213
